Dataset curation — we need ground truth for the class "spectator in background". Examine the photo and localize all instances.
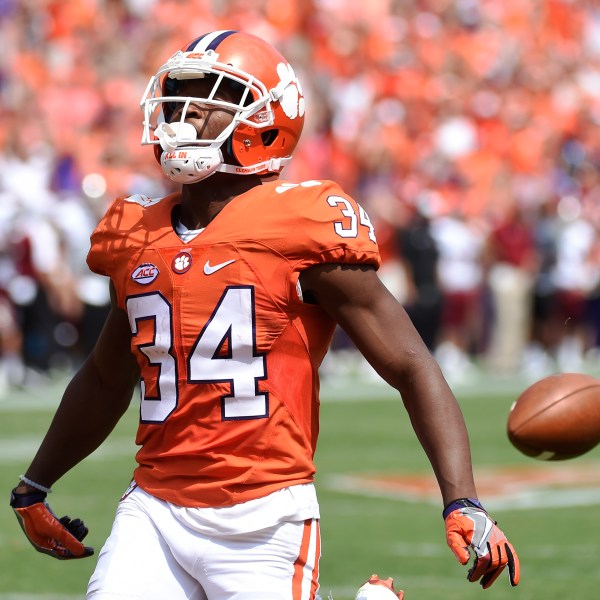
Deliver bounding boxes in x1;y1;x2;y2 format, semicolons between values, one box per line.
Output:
397;195;442;351
0;204;25;392
484;203;538;374
50;194;111;363
430;207;485;381
528;198;560;376
551;196;599;371
587;227;600;360
0;289;24;393
9;207;81;372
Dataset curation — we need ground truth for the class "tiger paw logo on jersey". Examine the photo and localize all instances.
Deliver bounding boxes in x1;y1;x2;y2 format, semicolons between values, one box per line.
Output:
132;263;160;285
172;251;192;274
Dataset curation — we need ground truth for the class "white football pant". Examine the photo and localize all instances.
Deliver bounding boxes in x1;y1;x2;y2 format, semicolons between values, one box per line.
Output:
87;486;321;599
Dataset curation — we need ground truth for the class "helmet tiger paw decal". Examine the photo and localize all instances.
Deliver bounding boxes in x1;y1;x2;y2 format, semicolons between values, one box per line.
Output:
277;63;305;120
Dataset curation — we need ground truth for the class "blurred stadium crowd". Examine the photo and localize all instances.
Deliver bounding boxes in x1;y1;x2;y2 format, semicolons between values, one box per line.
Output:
1;0;600;394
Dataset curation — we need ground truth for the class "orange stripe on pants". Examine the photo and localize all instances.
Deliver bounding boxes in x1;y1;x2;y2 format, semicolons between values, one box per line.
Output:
292;518;321;600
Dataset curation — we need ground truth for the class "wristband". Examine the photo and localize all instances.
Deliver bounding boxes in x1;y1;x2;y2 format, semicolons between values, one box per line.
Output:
19;475;52;494
443;497;485;519
10;487;47;508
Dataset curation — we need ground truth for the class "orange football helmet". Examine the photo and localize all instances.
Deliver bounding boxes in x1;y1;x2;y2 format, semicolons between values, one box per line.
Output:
140;30;305;183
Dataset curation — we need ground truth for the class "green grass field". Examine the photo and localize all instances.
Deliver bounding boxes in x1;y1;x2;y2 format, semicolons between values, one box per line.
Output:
2;368;600;600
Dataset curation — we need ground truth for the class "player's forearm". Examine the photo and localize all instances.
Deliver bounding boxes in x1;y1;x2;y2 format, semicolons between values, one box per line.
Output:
398;366;477;505
20;359;136;489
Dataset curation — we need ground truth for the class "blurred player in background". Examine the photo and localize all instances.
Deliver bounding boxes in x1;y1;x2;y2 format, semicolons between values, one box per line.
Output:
10;31;519;599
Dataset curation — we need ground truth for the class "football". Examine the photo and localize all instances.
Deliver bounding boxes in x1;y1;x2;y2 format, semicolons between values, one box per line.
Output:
355;575;404;600
507;372;600;460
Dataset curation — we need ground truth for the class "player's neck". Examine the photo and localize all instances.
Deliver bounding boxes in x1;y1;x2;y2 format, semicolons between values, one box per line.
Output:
179;173;278;229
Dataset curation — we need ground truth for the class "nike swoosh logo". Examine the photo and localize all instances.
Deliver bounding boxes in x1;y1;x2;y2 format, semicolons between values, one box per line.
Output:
203;259;236;275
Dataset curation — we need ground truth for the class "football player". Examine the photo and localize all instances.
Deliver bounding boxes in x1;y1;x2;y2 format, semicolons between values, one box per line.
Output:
10;30;520;599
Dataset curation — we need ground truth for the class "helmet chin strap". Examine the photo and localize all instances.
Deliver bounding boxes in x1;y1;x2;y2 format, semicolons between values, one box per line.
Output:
155;121;291;184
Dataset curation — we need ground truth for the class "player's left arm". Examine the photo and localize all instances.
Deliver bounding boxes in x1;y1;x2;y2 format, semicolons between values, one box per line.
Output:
299;263;520;588
300;263;475;503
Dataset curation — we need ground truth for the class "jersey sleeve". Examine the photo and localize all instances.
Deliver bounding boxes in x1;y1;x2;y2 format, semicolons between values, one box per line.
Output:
86;194;157;279
87;199;120;278
276;180;381;271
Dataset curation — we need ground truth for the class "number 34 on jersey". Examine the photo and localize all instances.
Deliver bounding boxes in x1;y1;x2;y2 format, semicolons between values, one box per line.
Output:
121;189;377;425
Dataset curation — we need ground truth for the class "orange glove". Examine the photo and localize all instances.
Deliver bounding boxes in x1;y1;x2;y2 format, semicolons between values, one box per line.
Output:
10;489;94;560
444;498;520;589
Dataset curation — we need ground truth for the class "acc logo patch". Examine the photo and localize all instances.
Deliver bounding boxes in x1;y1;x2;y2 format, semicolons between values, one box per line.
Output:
172;251;192;274
131;263;159;285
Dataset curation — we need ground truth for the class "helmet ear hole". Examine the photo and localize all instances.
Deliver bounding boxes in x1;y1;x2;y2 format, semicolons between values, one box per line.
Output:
261;129;278;147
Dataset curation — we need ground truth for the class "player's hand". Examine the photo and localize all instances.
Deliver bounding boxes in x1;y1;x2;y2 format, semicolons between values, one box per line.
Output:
10;488;94;560
444;498;520;589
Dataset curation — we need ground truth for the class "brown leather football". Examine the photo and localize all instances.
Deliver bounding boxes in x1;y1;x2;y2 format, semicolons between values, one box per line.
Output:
507;372;600;460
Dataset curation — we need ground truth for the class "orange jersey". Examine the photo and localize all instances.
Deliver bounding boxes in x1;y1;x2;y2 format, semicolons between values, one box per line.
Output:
87;179;380;507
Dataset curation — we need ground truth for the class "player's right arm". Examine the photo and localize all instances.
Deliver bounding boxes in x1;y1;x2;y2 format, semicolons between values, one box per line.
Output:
15;281;139;491
10;280;139;559
11;280;137;557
